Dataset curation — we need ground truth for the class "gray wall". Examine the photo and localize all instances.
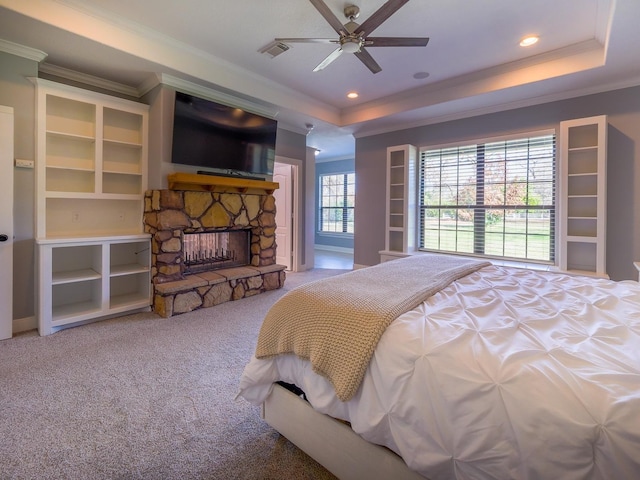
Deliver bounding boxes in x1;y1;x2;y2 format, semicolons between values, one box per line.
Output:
315;158;355;250
0;51;37;320
355;85;640;281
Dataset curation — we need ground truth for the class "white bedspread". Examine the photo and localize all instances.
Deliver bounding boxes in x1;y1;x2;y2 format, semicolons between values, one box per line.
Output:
238;266;640;479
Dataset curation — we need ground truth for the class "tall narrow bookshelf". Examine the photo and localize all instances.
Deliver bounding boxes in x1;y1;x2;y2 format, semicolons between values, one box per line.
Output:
558;115;607;278
33;79;152;335
380;145;417;262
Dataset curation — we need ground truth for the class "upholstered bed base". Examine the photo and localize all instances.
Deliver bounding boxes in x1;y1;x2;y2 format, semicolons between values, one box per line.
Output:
261;383;425;480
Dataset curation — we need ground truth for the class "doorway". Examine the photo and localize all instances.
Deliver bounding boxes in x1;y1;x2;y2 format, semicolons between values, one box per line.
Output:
273;159;300;271
273;162;293;270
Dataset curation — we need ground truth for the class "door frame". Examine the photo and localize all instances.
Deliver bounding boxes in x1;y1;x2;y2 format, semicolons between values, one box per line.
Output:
273;162;293;270
0;105;14;340
274;156;302;272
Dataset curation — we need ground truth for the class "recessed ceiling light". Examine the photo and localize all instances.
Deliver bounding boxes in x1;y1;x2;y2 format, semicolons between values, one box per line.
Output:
413;71;430;79
347;91;359;99
520;35;539;47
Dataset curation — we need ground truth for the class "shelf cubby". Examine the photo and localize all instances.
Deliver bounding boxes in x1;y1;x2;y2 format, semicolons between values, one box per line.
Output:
103;141;143;174
52;280;102;323
567;218;597;238
567;174;597;196
102;171;143;195
110;272;151;309
567;124;599;149
46;95;95;137
103;107;143;144
46;167;95;193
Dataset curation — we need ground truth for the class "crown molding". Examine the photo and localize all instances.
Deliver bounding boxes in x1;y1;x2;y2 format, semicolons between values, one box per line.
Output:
38;63;141;98
354;74;640;139
0;38;47;62
157;73;279;119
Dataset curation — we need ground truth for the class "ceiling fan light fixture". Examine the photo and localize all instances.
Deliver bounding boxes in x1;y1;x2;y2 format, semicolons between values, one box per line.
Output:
340;38;362;54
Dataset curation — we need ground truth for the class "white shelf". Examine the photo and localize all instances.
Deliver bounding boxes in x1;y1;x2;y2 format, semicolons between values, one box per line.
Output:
46;130;95;142
34;78;148;239
110;292;151;310
103;170;143;176
52;269;101;285
566;235;598;243
568;145;598;152
52;301;102;324
558;115;607;278
38;235;151;334
384;145;416;256
44;191;142;200
34;78;151;335
110;263;149;277
46;165;94;172
103;138;142;148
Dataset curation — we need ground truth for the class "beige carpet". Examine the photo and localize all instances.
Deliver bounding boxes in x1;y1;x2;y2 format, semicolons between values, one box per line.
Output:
0;268;347;480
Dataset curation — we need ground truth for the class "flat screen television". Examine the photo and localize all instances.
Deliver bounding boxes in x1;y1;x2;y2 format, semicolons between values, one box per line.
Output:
171;91;277;179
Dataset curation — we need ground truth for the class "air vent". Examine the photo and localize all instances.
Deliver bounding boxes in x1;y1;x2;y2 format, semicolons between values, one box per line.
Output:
260;41;290;58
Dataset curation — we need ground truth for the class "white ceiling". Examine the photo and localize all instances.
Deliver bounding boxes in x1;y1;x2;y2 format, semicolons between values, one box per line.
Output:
1;0;640;160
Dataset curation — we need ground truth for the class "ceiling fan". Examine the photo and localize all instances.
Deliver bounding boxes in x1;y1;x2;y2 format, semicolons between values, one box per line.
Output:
275;0;429;74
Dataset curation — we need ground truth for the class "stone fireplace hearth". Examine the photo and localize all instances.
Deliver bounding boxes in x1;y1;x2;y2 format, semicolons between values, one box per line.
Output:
143;174;286;317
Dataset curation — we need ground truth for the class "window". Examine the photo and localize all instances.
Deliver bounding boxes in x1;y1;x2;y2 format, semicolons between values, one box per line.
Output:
419;133;555;263
319;173;355;233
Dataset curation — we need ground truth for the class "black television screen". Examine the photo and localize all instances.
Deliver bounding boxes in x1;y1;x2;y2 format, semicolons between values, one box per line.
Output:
171;91;277;178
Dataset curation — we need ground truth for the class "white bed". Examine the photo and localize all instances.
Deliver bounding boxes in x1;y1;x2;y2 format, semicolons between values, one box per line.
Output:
238;257;640;480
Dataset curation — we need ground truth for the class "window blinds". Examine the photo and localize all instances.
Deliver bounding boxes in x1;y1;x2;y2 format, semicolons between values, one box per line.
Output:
419;134;556;263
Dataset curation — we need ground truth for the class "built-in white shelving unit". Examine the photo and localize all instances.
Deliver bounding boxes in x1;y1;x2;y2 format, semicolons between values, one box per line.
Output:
558;115;607;278
33;79;151;335
380;144;417;262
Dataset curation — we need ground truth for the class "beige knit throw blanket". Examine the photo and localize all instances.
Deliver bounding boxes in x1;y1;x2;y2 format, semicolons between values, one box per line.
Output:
255;254;490;401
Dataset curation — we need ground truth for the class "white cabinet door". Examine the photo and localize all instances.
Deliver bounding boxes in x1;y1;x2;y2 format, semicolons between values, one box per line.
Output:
0;106;14;340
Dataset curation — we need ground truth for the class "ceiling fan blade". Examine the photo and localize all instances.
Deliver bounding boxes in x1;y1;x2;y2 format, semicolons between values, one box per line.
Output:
355;0;410;36
354;48;382;74
308;0;347;35
313;48;344;72
275;38;336;44
366;37;430;47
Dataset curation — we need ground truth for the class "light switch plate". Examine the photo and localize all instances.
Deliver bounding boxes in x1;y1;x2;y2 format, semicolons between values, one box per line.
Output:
15;158;34;168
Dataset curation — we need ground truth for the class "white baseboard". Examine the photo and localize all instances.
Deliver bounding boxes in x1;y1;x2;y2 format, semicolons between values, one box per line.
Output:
314;244;354;254
13;315;36;334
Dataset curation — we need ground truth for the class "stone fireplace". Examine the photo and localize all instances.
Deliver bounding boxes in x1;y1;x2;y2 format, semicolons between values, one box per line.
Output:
143;174;286;317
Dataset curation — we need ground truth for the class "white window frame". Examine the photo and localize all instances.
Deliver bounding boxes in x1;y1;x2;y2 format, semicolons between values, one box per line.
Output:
417;130;556;264
318;172;355;235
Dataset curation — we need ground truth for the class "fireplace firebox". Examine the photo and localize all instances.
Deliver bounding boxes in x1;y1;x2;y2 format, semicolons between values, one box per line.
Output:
183;230;250;274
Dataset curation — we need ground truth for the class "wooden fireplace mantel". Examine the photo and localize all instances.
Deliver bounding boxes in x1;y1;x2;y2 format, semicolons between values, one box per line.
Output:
167;172;279;194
